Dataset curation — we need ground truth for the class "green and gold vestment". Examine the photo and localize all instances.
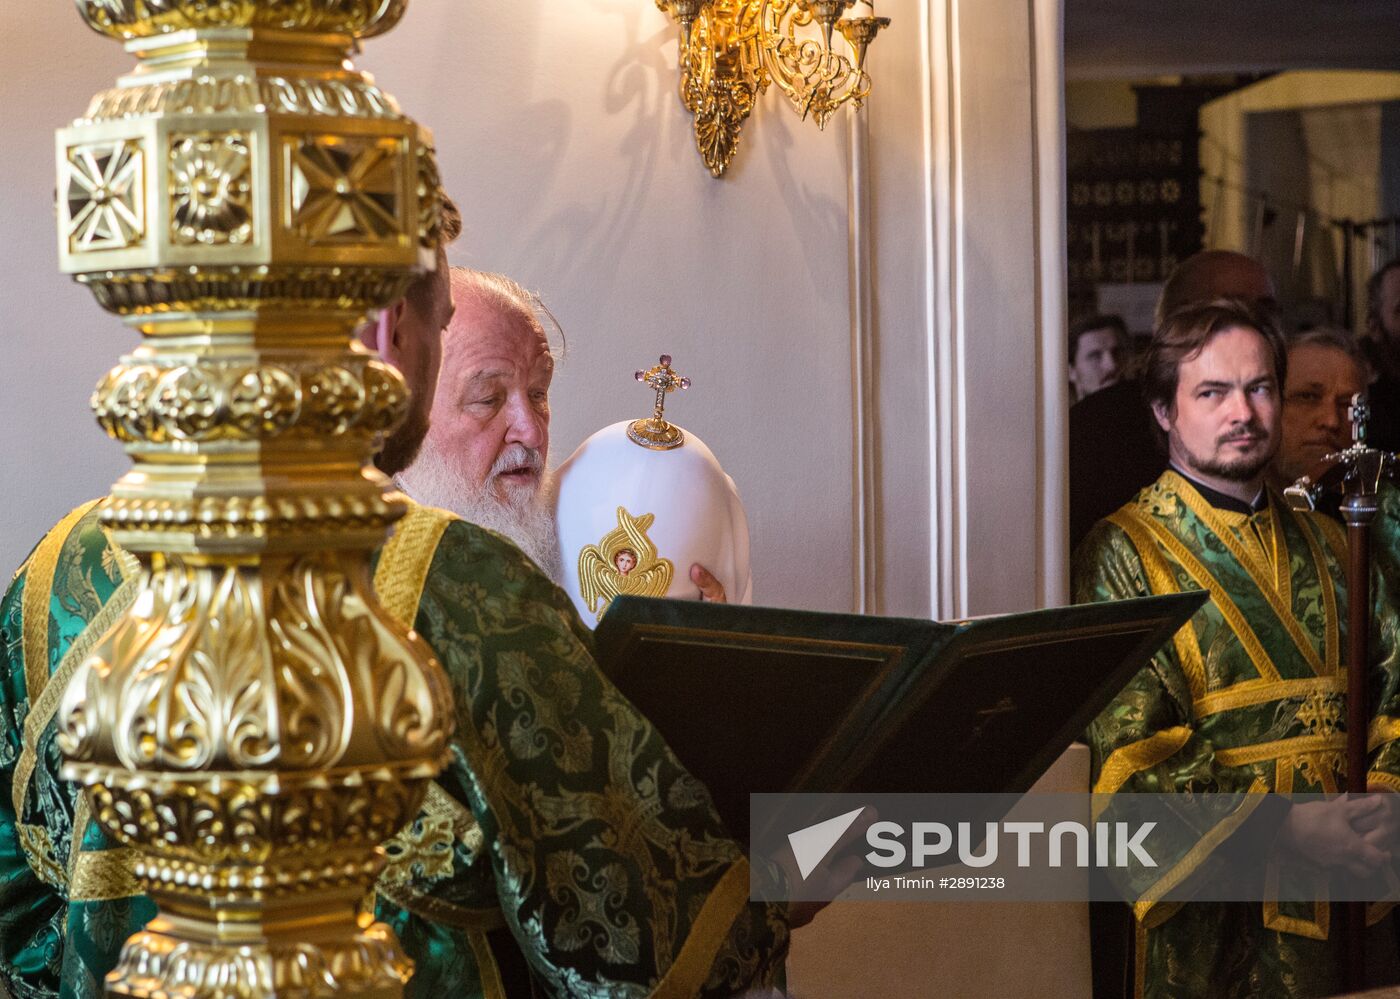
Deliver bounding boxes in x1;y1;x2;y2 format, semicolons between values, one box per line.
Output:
0;500;788;999
1075;470;1400;999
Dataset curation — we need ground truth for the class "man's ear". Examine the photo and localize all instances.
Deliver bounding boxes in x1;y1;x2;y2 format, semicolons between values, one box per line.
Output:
1151;399;1173;435
361;300;407;363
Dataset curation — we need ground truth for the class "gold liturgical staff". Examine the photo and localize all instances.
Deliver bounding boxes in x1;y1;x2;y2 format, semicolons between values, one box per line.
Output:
654;0;891;176
1284;394;1400;991
51;2;452;996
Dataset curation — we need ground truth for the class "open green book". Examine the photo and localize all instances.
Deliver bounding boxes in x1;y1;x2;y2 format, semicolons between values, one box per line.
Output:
593;592;1206;841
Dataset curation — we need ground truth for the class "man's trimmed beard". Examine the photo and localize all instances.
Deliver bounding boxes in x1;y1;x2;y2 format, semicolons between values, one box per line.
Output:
1176;420;1277;483
398;440;562;582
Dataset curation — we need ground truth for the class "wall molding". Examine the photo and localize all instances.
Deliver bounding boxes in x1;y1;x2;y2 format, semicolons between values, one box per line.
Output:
922;0;1068;618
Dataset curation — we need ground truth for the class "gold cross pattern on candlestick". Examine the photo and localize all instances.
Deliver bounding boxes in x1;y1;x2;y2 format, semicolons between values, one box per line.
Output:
628;354;691;450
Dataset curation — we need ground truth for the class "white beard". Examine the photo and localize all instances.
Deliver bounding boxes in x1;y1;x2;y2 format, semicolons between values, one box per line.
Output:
397;448;563;584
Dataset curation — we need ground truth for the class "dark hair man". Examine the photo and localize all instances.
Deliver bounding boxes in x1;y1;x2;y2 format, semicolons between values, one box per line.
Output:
1069;251;1278;549
1075;299;1400;998
1069;313;1129;400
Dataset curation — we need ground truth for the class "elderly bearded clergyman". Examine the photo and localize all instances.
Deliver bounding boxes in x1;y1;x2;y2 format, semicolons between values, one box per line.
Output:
397;266;729;601
0;204;814;997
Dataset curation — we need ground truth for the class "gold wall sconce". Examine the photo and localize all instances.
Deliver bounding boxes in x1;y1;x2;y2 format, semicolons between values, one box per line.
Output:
655;0;890;177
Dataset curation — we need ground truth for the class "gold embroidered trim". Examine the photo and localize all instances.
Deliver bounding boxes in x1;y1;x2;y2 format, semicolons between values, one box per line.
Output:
1263;747;1328;938
68;794;91;889
1093;727;1193;802
1171;477;1325;677
1213;734;1345;768
1269;503;1291;611
13;572;139;849
1370;716;1400;754
1262;896;1330;940
16;824;66;890
1127;509;1283;684
1367;770;1400;794
650;859;751;999
1132;779;1267;922
1194;676;1344;718
69;848;142;903
20;501;101;706
467;929;507;999
375;499;455;630
373;781;498;929
1107;511;1207;700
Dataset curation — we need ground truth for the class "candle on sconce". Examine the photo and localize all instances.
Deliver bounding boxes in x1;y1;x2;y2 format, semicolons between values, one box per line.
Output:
850;0;875;16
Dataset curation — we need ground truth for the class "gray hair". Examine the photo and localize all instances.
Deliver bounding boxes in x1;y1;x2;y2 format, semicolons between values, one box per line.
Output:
449;267;566;361
1287;326;1371;383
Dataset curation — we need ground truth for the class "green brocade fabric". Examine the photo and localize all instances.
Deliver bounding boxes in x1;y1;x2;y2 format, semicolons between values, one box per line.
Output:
0;501;787;999
1074;471;1400;999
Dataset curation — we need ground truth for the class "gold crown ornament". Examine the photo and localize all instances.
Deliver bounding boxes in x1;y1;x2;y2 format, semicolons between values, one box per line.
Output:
628;354;692;450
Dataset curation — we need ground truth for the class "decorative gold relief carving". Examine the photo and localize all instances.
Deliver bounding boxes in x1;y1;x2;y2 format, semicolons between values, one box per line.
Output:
54;2;449;993
78;0;409;40
79;266;414;315
57;553;451;775
87;76;405;123
288;135;404;243
64;139;145;252
170;133;254;245
93;359;405;444
107;919;414;999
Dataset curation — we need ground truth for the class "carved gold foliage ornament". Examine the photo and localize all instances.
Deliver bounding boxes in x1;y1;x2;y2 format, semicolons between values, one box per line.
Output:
578;508;675;621
655;0;890;177
52;2;450;995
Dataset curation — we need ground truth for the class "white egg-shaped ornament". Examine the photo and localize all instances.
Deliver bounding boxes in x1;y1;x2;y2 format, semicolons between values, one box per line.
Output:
554;355;752;626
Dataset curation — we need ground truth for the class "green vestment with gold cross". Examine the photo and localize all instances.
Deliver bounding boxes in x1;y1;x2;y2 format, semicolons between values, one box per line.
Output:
1074;469;1400;999
0;499;789;999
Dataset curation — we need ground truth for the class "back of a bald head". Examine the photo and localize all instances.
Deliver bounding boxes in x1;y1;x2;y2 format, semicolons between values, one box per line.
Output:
1157;250;1275;325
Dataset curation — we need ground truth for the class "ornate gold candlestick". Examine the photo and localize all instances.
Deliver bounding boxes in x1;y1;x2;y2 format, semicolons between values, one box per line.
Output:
53;3;453;995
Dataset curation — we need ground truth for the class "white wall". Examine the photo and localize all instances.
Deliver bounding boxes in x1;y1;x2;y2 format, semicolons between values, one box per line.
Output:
0;0;1064;622
0;17;131;574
